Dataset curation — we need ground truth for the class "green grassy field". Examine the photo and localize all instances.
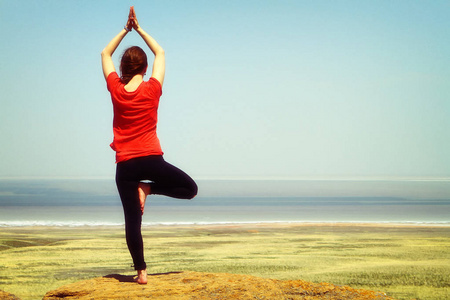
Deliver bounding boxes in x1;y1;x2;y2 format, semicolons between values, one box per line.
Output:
0;224;449;300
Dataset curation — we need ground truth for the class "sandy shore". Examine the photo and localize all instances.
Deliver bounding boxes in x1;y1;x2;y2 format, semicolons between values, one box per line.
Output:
1;223;449;300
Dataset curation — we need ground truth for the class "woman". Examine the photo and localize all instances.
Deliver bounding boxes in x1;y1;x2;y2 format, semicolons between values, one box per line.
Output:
101;7;197;284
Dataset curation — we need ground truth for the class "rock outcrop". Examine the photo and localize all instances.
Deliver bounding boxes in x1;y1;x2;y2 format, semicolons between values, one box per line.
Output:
43;271;394;299
0;289;20;300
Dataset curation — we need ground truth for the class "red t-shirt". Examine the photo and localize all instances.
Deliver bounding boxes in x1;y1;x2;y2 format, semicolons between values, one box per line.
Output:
107;72;163;163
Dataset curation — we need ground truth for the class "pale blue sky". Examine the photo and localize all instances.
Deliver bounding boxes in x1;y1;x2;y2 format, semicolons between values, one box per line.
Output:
1;0;449;179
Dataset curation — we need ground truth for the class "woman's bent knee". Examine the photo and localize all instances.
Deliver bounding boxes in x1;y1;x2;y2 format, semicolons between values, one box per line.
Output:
189;182;198;199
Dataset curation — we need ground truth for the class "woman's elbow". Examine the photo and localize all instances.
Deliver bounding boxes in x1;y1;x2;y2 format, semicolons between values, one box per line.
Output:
101;49;111;58
155;48;165;57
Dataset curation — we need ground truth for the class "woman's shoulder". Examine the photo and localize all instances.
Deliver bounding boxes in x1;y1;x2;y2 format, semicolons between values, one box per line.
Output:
106;72;122;90
146;77;162;94
148;77;161;87
107;71;120;80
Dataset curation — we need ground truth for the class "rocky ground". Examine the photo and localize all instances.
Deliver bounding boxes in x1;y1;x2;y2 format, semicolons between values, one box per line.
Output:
0;289;21;300
41;271;394;299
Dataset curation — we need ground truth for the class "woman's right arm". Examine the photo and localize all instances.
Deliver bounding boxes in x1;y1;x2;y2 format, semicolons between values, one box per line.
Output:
101;8;134;80
131;8;165;86
101;29;129;80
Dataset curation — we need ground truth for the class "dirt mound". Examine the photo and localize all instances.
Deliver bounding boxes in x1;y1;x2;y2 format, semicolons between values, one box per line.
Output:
43;271;394;299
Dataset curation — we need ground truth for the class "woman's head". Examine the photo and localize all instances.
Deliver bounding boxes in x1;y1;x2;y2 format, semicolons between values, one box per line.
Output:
120;46;148;84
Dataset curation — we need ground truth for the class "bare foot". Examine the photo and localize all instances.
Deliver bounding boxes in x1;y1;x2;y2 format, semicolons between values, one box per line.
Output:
138;182;150;215
136;269;147;284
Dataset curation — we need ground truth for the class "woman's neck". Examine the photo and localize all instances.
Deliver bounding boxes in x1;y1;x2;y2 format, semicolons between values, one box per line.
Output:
124;74;144;92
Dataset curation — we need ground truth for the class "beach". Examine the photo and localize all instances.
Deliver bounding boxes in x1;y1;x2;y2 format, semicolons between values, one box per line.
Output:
1;179;449;298
1;223;449;300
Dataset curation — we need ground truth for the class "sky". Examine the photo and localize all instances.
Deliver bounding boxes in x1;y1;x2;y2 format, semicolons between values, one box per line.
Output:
0;0;449;180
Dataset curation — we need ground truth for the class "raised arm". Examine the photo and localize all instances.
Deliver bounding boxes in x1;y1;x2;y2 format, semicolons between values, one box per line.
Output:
131;7;165;86
101;8;134;80
101;29;128;80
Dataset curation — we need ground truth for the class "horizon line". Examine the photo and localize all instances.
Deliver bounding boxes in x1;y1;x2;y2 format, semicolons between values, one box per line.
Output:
1;176;450;182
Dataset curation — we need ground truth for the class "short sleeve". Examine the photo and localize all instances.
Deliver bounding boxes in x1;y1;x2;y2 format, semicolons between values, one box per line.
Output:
148;77;163;97
106;72;121;92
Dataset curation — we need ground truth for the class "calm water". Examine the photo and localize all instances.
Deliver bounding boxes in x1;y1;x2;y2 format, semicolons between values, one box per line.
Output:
0;179;449;226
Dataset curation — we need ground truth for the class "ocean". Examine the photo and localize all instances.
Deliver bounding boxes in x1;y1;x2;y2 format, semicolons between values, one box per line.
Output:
0;179;449;227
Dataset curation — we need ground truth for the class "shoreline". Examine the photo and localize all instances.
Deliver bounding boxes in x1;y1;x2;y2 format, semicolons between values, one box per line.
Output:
1;221;449;230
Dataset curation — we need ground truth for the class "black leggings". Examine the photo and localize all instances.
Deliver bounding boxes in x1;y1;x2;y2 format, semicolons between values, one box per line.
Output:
115;155;197;270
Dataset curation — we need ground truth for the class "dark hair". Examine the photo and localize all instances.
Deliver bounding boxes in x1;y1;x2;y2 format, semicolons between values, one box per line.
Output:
120;46;148;84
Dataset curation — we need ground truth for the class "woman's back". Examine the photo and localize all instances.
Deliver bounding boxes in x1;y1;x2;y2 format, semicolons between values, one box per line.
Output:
107;72;163;162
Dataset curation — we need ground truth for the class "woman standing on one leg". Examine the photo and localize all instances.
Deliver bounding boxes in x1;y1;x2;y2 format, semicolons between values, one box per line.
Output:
101;7;197;284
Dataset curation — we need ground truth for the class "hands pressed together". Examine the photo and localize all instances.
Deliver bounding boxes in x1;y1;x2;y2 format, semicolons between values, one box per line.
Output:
102;6;164;82
125;6;139;32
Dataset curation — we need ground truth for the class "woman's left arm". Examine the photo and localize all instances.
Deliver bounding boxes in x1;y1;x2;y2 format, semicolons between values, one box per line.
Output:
101;8;134;80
